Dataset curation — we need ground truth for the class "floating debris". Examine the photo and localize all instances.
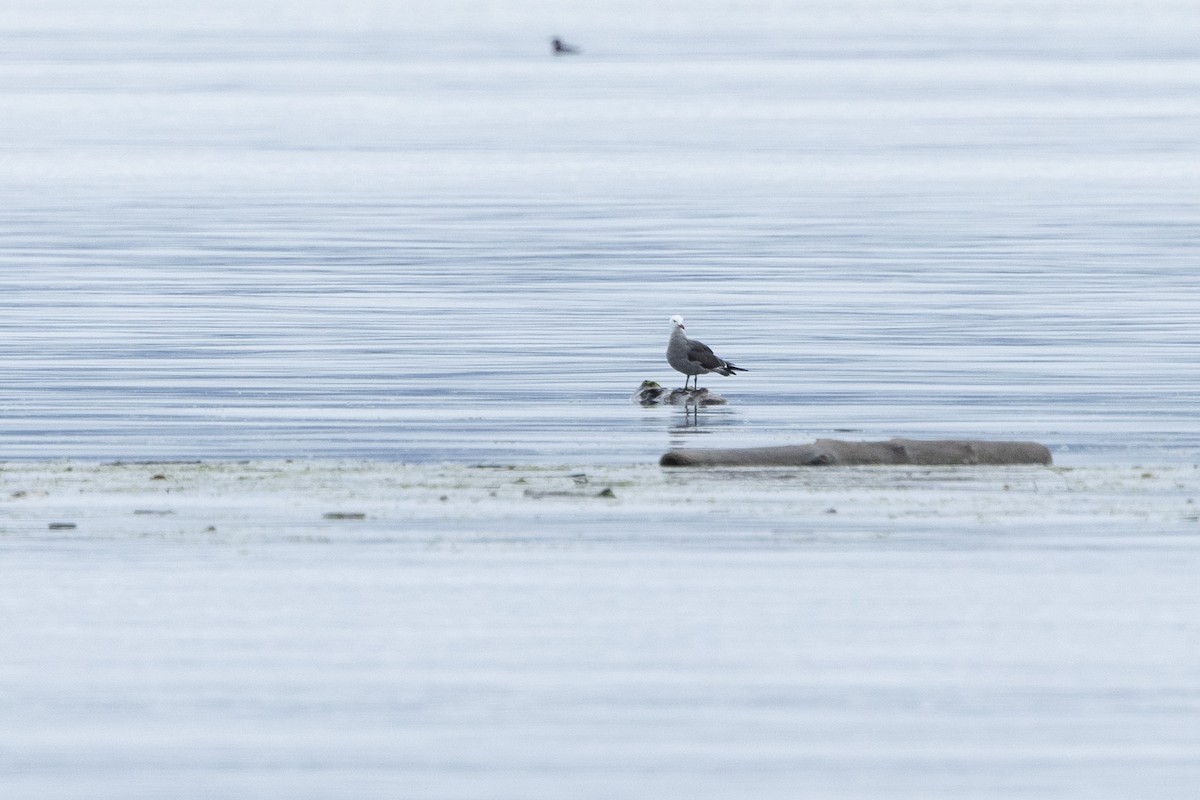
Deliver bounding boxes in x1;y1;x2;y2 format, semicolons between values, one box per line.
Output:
632;380;727;406
525;488;618;500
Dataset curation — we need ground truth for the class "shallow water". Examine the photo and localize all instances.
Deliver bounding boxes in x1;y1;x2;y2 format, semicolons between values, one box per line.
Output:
3;460;1200;799
2;1;1199;464
4;5;1200;796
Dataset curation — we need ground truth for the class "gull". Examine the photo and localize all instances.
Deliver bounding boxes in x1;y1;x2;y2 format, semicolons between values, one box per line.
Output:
666;315;746;391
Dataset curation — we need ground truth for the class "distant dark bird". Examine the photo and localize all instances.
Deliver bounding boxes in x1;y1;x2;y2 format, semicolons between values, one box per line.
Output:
666;315;746;391
551;37;581;55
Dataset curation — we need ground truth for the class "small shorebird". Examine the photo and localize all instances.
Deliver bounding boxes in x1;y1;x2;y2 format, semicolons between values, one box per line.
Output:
666;315;746;391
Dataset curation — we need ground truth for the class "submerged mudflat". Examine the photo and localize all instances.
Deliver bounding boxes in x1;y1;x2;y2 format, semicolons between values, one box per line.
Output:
3;459;1199;544
4;461;1200;798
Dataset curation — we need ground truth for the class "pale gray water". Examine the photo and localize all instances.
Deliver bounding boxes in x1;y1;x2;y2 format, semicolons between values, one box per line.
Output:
3;4;1200;798
2;0;1199;464
2;461;1200;800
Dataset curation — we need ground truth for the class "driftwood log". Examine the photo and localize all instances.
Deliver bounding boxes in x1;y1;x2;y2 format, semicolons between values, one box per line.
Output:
661;438;1052;467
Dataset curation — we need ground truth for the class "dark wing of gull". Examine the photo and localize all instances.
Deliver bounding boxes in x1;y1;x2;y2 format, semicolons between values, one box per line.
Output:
689;336;746;376
687;339;726;371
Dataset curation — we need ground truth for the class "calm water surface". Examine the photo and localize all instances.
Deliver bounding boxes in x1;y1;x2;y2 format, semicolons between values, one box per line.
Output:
3;6;1200;800
2;0;1198;464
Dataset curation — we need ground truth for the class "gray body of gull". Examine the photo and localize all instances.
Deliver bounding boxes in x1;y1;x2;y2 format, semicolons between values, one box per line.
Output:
666;315;746;391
